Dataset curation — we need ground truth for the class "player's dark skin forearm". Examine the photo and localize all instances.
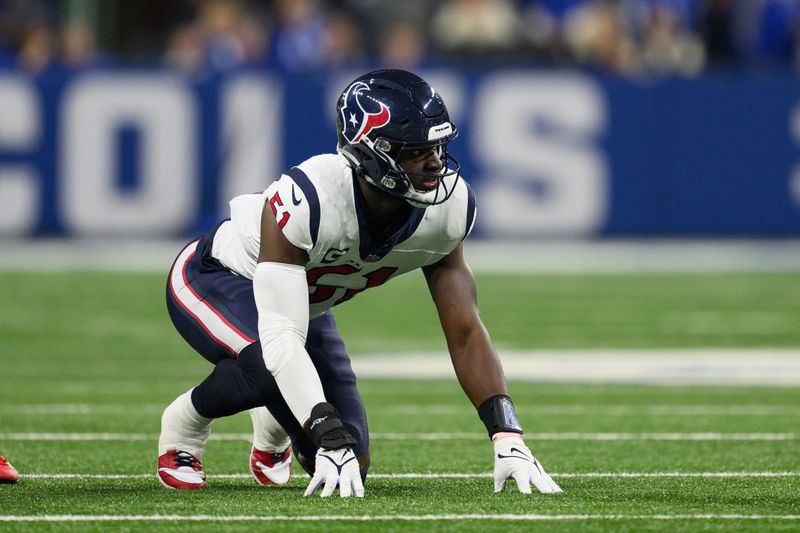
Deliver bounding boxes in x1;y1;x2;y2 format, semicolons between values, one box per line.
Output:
423;244;508;408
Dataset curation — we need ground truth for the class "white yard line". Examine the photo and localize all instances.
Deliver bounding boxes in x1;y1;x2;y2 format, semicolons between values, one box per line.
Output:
20;471;800;480
352;350;800;384
0;404;165;415
1;432;796;441
380;404;800;416
0;514;798;522
371;432;798;441
2;403;797;416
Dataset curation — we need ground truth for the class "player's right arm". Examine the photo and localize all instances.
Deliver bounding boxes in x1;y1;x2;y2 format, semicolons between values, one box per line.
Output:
253;197;363;498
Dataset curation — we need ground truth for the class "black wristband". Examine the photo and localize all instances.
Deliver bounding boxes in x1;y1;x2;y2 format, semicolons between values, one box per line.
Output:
304;402;357;450
477;394;523;438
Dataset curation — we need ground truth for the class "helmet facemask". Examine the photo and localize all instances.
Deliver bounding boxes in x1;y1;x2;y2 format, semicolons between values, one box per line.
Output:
365;134;461;207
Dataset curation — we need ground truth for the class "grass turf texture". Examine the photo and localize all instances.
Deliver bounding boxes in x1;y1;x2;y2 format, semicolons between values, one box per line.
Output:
0;271;799;531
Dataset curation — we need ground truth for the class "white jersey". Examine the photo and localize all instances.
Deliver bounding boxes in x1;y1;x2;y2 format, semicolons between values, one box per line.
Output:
211;153;477;318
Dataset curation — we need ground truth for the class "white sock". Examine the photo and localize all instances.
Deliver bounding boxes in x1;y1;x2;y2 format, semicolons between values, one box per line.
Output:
250;407;290;453
158;389;213;459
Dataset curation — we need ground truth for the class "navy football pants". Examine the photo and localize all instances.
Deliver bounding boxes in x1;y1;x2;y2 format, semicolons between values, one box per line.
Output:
165;229;369;474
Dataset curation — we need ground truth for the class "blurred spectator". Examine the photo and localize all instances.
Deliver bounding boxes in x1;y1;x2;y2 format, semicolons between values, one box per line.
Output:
638;2;705;76
270;0;327;72
60;21;98;69
165;23;205;71
563;1;639;75
697;0;738;64
520;1;569;57
164;0;266;72
757;0;800;63
17;22;54;73
340;0;435;54
520;0;595;63
6;0;800;77
431;0;521;57
379;20;427;70
321;11;365;68
0;0;52;71
0;0;55;55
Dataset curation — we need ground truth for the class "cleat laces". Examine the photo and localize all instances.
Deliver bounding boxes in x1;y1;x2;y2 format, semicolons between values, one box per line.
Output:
173;451;198;468
269;452;287;464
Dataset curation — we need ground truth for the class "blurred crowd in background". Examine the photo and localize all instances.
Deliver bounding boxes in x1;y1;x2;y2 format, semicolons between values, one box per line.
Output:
1;0;800;78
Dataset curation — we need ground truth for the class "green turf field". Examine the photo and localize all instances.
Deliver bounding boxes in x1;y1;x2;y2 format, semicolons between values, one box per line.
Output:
0;271;798;531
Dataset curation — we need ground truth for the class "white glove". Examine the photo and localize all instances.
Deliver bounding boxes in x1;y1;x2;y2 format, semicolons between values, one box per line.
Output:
303;447;364;498
493;435;562;494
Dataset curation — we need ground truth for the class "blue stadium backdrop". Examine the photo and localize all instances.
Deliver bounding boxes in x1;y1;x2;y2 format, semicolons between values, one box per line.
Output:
0;67;799;237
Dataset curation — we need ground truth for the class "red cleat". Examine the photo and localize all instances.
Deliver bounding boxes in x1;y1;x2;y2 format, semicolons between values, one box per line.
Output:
250;447;292;485
0;456;19;484
157;450;206;490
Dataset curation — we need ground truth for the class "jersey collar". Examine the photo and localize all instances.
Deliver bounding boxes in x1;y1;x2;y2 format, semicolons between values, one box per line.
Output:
352;173;426;262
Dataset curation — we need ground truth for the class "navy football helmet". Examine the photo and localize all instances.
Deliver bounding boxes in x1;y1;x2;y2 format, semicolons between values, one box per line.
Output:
336;69;461;207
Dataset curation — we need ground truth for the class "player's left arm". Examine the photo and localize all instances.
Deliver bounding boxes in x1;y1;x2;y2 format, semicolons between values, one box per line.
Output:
422;244;562;494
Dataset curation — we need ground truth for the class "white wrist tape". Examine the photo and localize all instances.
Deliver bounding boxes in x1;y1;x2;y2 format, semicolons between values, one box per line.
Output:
253;262;325;425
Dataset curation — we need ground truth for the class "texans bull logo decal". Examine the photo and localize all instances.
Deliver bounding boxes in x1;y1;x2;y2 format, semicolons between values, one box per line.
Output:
340;81;391;143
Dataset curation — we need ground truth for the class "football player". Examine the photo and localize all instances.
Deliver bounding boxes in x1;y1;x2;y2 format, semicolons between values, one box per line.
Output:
158;69;561;497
